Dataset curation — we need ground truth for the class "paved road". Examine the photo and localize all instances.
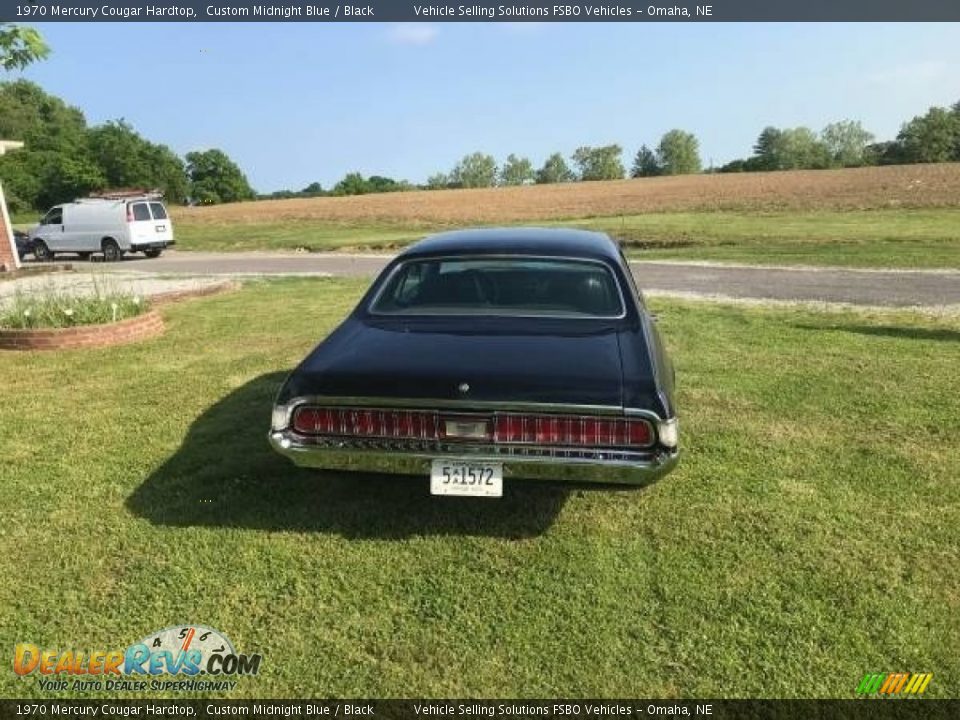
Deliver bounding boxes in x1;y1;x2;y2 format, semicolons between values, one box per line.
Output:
67;251;960;308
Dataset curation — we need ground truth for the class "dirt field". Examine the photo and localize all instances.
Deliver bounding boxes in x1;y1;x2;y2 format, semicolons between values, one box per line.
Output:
173;163;960;226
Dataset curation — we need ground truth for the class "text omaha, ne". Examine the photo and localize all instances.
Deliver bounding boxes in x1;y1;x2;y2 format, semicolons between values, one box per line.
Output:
414;4;713;17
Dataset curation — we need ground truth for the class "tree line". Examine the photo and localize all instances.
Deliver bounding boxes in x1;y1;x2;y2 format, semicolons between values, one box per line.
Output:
275;99;960;198
3;78;960;210
3;25;960;207
723;104;960;171
0;80;256;213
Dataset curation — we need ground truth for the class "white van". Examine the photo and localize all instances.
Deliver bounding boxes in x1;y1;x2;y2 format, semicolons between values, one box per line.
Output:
30;194;175;262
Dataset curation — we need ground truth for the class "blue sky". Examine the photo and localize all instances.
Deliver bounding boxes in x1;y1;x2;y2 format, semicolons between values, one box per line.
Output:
19;22;960;192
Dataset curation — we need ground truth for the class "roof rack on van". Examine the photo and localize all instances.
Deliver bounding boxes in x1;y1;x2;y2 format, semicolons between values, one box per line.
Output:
83;188;164;201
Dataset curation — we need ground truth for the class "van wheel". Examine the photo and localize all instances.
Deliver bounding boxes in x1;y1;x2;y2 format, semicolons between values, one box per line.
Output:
102;239;122;262
144;249;162;259
33;240;53;262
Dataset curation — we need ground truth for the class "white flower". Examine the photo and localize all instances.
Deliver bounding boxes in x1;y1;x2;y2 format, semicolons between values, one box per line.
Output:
64;308;74;317
23;308;31;317
133;296;142;305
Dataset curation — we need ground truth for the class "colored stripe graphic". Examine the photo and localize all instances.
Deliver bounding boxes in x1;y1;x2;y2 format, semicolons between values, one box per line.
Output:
857;672;932;695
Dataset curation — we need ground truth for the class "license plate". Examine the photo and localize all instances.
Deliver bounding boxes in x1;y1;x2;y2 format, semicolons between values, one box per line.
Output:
155;224;166;232
430;460;503;498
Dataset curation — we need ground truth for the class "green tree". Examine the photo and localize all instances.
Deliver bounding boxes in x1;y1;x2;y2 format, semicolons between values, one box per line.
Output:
451;152;498;188
185;149;255;204
571;145;625;181
0;80;103;211
535;153;575;184
332;172;369;196
862;141;902;166
426;172;450;190
655;130;701;175
821;120;874;167
631;145;660;178
897;107;960;163
88;120;188;203
781;127;830;169
36;154;105;210
751;126;829;170
0;23;49;71
301;182;325;196
367;175;412;193
752;126;784;170
718;159;748;173
499;154;534;186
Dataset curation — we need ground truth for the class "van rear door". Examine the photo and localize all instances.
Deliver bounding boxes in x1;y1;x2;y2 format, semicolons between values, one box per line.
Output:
148;202;173;244
127;201;173;248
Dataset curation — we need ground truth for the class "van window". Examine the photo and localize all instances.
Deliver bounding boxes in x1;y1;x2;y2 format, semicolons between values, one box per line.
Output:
131;203;151;222
149;203;168;220
43;208;62;225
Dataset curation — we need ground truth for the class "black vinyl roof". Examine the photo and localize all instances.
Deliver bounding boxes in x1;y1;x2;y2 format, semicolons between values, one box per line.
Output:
400;227;621;263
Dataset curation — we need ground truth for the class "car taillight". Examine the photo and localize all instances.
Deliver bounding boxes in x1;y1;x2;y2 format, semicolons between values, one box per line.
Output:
494;413;654;448
126;205;134;222
290;407;656;448
292;407;438;439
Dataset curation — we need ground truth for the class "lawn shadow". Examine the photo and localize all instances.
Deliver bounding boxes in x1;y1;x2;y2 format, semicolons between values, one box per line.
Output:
794;323;960;343
126;372;568;539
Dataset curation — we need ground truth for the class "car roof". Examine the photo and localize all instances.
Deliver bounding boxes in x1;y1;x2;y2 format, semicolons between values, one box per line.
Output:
399;227;622;263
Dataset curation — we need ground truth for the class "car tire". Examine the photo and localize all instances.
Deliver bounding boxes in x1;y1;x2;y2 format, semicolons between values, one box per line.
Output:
102;239;122;263
33;240;53;262
144;249;162;259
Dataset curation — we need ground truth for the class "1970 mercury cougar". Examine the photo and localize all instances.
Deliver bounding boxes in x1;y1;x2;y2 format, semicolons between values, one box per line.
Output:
269;228;679;497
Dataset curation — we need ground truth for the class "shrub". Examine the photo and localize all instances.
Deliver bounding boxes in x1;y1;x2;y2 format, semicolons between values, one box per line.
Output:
0;277;148;329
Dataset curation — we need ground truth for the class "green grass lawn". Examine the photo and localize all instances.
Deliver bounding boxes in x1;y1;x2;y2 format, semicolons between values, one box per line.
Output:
170;209;960;269
575;209;960;268
2;279;958;698
175;220;437;253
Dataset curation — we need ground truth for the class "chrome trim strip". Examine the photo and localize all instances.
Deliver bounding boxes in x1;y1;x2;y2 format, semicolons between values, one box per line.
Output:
367;254;629;320
287;395;641;417
269;432;679;487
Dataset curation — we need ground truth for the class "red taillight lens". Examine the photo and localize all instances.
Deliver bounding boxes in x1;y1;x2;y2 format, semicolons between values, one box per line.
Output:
493;414;653;448
627;419;652;446
292;407;438;439
291;407;654;448
126;206;134;222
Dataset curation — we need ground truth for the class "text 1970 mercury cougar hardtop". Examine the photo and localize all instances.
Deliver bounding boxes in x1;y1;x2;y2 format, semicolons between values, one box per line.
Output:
269;228;678;497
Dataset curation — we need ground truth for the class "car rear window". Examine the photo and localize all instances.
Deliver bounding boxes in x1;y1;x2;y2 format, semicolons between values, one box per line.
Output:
371;257;625;318
130;203;151;221
149;203;168;220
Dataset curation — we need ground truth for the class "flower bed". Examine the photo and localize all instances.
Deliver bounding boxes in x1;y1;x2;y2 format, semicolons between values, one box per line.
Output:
0;309;164;350
0;279;238;351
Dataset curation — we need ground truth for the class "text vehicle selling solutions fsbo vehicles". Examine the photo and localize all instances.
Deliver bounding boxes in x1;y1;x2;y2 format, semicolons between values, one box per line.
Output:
270;228;679;498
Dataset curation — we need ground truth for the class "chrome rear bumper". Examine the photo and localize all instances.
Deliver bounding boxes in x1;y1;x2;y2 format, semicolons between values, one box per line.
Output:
268;432;679;486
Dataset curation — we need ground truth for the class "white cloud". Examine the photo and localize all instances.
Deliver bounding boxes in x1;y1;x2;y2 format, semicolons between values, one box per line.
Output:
387;24;439;46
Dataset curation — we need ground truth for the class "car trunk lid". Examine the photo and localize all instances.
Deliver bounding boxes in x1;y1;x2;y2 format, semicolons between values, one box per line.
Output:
292;321;624;408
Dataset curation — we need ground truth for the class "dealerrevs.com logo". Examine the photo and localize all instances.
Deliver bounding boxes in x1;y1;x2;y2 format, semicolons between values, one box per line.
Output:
13;625;262;693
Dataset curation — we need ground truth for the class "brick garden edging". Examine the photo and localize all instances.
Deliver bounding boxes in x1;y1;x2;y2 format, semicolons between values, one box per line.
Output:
0;309;164;350
0;280;238;351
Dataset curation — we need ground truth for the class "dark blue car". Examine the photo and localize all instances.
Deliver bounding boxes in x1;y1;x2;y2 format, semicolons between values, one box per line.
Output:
14;230;34;260
269;228;679;497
